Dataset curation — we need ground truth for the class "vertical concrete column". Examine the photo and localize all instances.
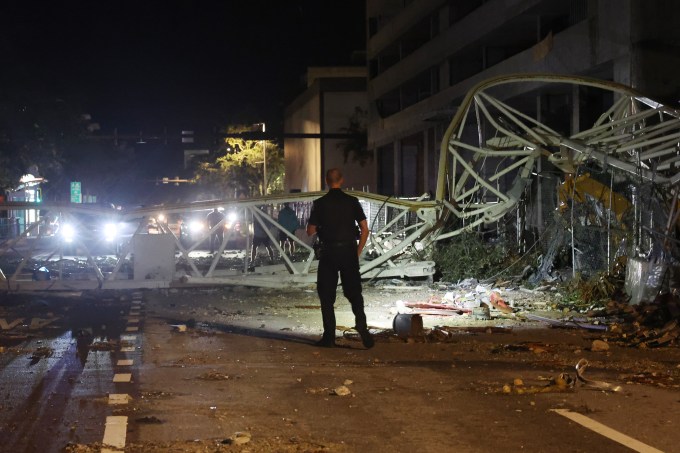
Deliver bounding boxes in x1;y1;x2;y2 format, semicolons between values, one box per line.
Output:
423;128;430;193
394;139;402;196
571;84;580;136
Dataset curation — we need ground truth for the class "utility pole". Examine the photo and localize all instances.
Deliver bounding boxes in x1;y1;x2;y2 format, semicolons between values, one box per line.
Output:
261;123;267;195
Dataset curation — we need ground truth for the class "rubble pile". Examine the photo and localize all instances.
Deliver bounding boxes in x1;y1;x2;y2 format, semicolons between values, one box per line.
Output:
387;276;680;348
601;294;680;348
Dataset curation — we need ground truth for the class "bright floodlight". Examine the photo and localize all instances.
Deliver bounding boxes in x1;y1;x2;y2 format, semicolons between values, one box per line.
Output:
157;213;166;222
228;211;238;223
189;220;204;233
61;224;75;243
103;223;117;242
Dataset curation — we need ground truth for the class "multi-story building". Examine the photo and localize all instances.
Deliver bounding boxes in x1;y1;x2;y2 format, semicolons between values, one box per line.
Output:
367;0;680;196
284;67;374;193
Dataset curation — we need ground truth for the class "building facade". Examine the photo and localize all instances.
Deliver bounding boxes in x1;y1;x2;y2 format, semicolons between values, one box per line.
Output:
284;67;375;193
366;0;680;197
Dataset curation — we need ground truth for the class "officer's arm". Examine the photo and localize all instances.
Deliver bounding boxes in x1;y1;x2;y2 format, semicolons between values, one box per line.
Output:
357;219;369;257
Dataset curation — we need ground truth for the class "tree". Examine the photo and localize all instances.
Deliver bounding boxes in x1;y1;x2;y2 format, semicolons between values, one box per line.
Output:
193;124;284;198
0;94;76;193
0;91;145;204
337;106;371;166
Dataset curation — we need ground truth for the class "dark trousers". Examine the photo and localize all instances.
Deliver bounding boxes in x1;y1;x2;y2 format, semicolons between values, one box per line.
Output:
210;231;223;252
317;245;367;338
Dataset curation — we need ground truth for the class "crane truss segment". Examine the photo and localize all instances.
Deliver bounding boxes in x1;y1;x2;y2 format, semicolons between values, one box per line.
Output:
0;190;437;291
434;73;680;243
6;74;680;291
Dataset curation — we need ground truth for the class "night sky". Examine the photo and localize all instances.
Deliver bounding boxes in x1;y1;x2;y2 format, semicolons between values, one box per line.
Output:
1;0;366;135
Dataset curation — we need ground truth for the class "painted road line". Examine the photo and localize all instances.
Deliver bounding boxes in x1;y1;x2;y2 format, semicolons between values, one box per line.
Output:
125;326;139;332
108;394;131;405
117;359;133;366
551;409;664;453
121;334;137;341
120;346;136;352
113;373;132;383
102;415;128;449
126;317;140;323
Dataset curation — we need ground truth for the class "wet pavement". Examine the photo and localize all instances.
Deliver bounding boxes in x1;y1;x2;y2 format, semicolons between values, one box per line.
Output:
0;293;136;453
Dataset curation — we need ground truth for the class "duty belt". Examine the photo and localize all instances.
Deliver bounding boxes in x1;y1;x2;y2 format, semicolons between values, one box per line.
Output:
321;241;356;248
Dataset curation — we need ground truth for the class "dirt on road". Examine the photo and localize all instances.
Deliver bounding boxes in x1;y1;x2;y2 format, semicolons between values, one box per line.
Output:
64;284;680;452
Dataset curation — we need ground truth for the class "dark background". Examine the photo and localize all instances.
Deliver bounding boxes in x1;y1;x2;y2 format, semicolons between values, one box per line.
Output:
0;1;365;202
1;0;365;134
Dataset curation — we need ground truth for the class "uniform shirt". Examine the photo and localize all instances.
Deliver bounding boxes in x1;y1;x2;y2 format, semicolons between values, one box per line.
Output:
308;188;366;244
207;211;224;227
278;206;300;233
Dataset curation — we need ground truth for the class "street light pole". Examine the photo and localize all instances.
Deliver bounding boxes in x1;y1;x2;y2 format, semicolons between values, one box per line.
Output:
261;123;267;196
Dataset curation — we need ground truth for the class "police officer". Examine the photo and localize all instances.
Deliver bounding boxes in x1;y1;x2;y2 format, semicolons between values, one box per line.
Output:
206;208;225;254
306;168;374;348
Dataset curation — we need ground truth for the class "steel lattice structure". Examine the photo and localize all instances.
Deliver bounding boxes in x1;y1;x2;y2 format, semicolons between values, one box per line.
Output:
2;74;679;291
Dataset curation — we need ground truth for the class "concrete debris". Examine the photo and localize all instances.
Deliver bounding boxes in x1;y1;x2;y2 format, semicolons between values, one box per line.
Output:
602;295;680;347
135;416;163;424
624;371;680;388
523;313;608;331
196;371;231;380
395;283;524;321
491;342;553;354
333;385;352;396
590;339;610;352
90;340;119;351
500;359;622;394
221;432;252;445
502;373;574;394
472;306;490;320
30;346;53;360
305;387;329;395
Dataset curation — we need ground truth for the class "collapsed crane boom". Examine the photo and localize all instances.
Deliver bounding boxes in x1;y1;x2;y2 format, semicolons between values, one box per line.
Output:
2;74;680;291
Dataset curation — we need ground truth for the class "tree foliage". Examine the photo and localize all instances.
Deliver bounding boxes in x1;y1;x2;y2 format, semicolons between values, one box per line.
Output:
337;106;371;166
0;92;139;203
0;94;77;193
193;125;284;198
432;232;508;282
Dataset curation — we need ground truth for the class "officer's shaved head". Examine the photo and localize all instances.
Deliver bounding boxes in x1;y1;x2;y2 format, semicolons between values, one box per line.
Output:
326;168;343;187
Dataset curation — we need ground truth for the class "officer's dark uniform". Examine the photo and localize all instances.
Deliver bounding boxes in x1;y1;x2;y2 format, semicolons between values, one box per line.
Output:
207;209;225;253
308;188;368;342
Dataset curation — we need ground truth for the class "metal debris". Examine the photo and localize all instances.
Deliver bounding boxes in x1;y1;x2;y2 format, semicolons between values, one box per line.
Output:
575;359;622;392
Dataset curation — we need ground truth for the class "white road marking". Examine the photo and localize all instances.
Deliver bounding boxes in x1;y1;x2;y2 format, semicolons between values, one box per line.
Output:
102;415;128;449
551;409;664;453
120;346;136;352
121;334;137;341
108;394;131;405
117;359;133;366
112;373;132;383
125;326;139;332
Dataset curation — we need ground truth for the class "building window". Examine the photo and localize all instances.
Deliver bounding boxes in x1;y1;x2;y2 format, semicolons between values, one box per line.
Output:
369;12;439;80
377;144;395;195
